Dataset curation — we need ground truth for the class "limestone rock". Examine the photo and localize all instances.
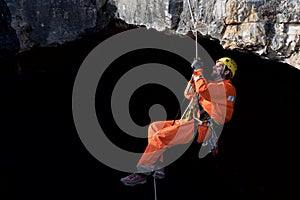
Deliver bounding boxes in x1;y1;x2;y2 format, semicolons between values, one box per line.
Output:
1;0;300;70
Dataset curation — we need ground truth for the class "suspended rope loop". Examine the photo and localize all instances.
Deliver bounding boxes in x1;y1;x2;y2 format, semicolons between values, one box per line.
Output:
179;73;196;121
180;97;194;121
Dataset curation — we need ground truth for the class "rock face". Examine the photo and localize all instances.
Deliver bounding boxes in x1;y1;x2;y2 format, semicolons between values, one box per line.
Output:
1;0;300;69
0;0;19;57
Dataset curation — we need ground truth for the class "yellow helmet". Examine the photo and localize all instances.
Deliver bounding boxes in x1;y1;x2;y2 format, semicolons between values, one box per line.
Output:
216;57;237;78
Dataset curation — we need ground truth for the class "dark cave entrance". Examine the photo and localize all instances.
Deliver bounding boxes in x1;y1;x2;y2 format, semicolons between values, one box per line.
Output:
1;26;299;199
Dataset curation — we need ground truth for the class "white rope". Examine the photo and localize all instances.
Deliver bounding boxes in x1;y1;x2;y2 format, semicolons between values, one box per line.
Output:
187;0;202;29
186;0;200;58
187;0;196;27
180;73;196;121
180;97;194;121
195;30;198;58
154;177;157;200
152;3;202;200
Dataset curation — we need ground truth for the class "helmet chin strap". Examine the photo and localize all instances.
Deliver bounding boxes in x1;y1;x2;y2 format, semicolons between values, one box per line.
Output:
220;64;226;79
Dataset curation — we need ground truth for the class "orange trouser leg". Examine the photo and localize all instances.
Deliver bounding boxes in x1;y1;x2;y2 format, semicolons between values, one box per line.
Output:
137;119;195;168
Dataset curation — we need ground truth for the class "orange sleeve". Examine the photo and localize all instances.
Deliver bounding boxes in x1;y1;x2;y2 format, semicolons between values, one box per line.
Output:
193;69;211;100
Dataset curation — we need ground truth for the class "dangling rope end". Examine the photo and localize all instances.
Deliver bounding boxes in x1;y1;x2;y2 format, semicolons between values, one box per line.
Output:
153;177;157;200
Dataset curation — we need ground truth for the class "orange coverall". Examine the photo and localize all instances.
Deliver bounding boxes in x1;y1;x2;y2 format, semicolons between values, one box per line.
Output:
137;69;236;170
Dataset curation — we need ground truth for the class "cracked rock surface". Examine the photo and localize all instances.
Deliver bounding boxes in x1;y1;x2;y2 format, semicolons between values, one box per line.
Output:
1;0;299;69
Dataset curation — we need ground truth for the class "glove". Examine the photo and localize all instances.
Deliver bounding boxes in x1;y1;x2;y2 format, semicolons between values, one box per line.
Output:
189;78;195;86
191;58;202;70
189;79;196;90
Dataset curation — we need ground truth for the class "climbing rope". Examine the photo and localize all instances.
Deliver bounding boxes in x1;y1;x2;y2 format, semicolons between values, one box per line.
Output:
178;0;204;122
180;91;195;121
187;0;196;27
153;1;203;199
187;0;202;58
154;177;157;200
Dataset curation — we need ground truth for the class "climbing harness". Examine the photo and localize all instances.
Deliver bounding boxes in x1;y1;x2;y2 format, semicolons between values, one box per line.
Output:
193;93;219;152
198;116;219;153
